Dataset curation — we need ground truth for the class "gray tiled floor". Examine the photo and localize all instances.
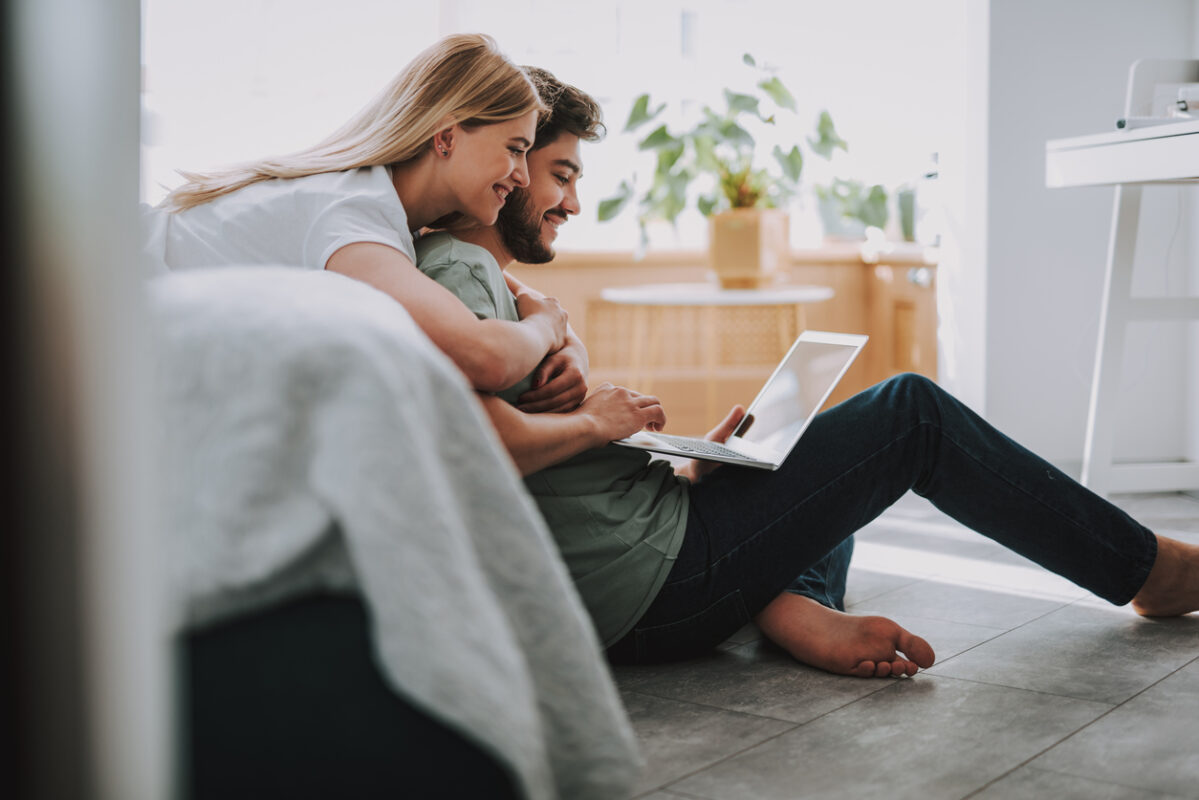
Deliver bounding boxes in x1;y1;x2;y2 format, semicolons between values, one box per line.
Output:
611;491;1199;799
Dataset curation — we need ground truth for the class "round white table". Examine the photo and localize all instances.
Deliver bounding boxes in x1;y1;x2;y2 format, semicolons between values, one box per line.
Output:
598;282;835;423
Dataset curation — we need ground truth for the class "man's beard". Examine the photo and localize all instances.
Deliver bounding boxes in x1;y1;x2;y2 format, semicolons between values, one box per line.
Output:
495;189;555;264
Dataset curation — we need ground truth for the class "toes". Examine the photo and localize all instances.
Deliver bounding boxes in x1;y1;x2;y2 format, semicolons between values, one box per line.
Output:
898;631;936;668
850;660;878;678
850;658;923;679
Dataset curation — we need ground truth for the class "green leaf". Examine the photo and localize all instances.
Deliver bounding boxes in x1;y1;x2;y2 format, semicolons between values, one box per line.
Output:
742;53;756;67
717;119;755;150
858;184;889;228
724;89;760;117
808;110;848;159
697;193;720;216
692;134;719;171
644;183;685;224
661;190;686;221
624;93;665;132
656;141;685;172
757;76;797;112
638;124;679;151
772;144;803;183
597;180;633;222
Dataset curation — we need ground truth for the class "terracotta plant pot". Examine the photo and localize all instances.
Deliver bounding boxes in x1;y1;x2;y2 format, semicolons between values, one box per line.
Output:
708;208;789;289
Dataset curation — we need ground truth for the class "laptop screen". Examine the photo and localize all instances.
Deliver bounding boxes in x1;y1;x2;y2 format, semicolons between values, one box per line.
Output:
733;337;863;450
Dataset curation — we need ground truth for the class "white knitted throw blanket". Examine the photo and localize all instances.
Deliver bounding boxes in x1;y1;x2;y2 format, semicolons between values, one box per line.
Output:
150;267;640;800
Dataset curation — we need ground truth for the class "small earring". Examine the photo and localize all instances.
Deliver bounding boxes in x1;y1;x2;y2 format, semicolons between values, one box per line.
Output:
439;147;448;157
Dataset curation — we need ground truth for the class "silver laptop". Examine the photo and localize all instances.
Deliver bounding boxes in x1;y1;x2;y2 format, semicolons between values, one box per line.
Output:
614;330;868;470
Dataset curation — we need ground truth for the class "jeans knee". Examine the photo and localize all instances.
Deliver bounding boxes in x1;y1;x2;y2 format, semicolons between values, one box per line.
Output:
869;373;944;429
880;372;938;403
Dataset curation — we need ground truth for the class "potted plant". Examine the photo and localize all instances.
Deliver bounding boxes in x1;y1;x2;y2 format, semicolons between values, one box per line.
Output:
598;55;846;288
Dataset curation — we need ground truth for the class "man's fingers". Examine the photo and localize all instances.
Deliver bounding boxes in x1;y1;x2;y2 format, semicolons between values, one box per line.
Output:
707;404;746;442
642;399;667;432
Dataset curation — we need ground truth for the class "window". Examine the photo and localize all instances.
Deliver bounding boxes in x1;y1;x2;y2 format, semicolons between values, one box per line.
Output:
142;0;963;251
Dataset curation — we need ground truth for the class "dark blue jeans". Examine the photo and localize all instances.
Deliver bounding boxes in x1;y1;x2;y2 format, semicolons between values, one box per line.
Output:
608;373;1158;664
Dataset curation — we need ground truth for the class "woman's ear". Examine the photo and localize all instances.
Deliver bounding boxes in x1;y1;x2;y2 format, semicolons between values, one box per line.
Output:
432;125;455;159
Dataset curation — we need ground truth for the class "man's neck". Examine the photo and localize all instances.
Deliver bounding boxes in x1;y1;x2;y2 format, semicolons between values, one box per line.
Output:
451;225;514;270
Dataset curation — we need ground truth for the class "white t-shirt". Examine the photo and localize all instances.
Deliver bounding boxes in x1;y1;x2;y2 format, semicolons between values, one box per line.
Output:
143;165;416;275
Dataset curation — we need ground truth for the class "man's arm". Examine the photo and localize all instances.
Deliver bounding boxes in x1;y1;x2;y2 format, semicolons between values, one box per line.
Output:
479;383;666;475
328;242;568;392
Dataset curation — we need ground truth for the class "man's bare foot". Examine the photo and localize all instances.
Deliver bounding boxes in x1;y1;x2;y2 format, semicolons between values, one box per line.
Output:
1131;534;1199;617
754;593;936;678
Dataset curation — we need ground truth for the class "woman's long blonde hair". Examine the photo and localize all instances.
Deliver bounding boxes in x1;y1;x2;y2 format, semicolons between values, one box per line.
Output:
164;33;545;212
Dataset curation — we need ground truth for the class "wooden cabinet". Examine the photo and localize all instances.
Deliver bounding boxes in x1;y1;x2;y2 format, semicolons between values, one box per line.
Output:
865;263;938;382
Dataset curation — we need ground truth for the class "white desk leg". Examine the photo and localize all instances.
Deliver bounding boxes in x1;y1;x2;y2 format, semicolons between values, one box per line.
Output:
1081;184;1141;496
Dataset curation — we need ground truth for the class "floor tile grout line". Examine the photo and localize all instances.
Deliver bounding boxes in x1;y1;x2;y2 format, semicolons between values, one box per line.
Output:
633;786;721;800
639;721;802;797
957;655;1199;800
921;598;1081;673
619;686;811;727
636;651;1198;800
843;573;927;608
986;762;1195;800
619;670;898;727
915;671;1122;706
627;678;914;796
927;601;1199;698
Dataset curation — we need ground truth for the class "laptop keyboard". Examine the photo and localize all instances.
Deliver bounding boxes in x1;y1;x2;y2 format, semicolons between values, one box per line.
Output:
648;433;760;460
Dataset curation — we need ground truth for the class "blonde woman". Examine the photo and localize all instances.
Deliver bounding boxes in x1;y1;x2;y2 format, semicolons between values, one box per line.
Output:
145;33;577;394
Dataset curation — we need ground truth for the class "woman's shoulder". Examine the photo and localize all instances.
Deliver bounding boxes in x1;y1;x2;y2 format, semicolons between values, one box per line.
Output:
290;165;397;202
209;166;396;213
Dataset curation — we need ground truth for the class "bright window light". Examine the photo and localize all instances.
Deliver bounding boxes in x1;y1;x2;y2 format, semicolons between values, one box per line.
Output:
142;0;964;252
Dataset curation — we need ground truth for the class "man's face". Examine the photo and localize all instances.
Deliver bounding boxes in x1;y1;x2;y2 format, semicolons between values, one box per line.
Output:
495;133;582;264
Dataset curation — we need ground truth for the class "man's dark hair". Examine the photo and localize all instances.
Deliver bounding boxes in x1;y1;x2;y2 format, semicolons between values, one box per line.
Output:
523;66;605;150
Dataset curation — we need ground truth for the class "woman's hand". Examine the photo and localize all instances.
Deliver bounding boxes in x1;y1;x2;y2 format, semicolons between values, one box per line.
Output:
580;382;666;444
514;291;568;352
517;334;590;413
675;405;746;483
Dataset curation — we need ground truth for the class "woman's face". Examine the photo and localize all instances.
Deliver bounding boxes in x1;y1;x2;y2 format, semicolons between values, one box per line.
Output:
444;110;538;226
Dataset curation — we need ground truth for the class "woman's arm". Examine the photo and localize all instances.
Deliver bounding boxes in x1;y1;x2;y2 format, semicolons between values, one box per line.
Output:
327;242;568;392
479;383;666;475
505;271;590;413
514;335;590;413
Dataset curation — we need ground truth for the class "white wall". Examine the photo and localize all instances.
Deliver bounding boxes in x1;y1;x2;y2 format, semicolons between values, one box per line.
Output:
969;0;1195;466
1192;0;1199;470
936;1;989;414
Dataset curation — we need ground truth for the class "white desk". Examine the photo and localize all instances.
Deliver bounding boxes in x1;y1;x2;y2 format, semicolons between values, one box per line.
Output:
1045;59;1199;495
599;282;834;424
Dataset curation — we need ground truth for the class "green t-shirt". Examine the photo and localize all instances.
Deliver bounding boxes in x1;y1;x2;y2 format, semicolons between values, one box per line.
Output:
414;231;689;646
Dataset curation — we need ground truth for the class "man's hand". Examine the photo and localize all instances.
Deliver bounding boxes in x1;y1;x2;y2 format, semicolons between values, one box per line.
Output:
580;382;666;443
675;405;746;483
514;291;568;352
517;340;589;412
